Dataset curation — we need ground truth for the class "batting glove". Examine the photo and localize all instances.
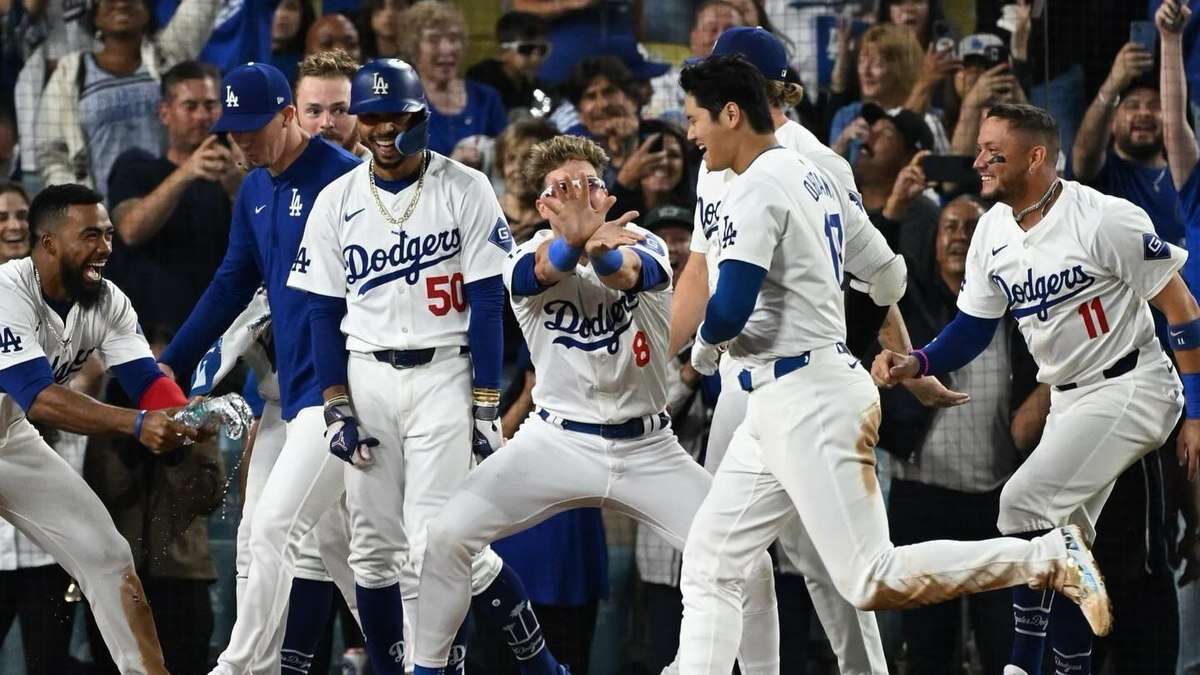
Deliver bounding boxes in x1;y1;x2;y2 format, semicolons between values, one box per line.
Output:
324;396;379;466
472;388;503;459
691;330;726;376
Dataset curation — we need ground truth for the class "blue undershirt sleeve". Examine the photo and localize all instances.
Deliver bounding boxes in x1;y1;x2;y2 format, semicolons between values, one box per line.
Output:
915;311;1001;376
465;275;504;390
0;358;55;413
308;293;349;391
634;249;669;293
509;253;549;297
110;357;166;403
699;260;768;345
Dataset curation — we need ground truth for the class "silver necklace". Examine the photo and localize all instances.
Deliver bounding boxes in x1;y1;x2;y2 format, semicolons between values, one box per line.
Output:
1014;179;1062;224
31;264;70;348
367;152;427;228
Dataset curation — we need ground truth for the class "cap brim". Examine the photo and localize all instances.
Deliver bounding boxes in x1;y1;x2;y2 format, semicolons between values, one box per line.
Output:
633;62;671;80
211;112;277;133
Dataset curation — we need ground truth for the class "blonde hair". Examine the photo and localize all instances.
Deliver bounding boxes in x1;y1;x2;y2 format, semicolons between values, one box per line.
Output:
858;24;923;104
765;80;804;109
397;0;465;66
522;135;610;193
296;48;359;82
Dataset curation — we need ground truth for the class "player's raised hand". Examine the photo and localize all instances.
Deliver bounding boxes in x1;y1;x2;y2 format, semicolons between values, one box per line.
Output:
137;410;199;453
902;375;971;408
585;217;643;257
1179;418;1200;481
871;349;921;387
541;171;610;246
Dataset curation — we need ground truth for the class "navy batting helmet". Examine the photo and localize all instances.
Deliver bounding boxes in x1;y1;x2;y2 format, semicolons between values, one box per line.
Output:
350;59;429;156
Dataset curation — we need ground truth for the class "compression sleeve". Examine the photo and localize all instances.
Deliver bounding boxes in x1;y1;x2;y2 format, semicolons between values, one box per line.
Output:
634;249;669;293
465;275;504;390
509;253;549;297
699;260;767;345
111;357;166;403
308;293;349;391
0;357;54;412
914;311;1001;377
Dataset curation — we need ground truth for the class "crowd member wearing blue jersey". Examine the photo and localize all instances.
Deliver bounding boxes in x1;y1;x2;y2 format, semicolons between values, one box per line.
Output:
156;61;362;675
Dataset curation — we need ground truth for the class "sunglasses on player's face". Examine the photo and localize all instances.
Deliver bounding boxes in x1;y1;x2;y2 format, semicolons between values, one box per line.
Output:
501;40;551;58
539;176;607;201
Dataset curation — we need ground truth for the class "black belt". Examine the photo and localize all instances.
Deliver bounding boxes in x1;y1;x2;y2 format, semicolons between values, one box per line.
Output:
1055;349;1139;392
537;409;670;439
372;346;468;369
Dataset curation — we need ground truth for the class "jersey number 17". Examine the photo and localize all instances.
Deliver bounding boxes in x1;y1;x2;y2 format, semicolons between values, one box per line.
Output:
824;214;845;283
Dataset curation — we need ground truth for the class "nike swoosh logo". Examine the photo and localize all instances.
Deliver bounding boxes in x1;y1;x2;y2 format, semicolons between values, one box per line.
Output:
848;360;860;369
992;245;1008;255
345;208;365;222
1171;330;1184;337
255;205;267;214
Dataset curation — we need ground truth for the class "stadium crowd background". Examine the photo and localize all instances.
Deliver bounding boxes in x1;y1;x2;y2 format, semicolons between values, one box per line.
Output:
0;0;1198;673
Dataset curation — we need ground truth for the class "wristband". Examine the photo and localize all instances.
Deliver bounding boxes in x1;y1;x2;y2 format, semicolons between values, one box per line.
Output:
590;249;625;276
133;409;148;441
911;349;931;377
1170;319;1200;351
1182;373;1200;419
547;238;582;273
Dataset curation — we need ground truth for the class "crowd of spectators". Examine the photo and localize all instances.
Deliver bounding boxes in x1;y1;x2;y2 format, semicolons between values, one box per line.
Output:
0;0;1199;673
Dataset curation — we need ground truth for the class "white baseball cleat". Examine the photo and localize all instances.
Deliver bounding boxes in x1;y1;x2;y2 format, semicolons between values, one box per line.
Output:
1050;524;1113;636
1003;666;1030;675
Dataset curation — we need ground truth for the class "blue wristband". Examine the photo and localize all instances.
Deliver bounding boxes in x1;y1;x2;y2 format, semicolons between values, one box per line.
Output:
590;249;625;276
1182;373;1200;419
133;409;147;441
547;238;581;273
1170;318;1200;351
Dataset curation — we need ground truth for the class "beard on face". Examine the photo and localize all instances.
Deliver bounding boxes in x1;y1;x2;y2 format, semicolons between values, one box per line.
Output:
1115;133;1163;162
59;257;102;308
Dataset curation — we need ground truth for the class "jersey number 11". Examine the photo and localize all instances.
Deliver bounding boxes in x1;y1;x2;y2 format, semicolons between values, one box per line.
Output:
1078;297;1110;340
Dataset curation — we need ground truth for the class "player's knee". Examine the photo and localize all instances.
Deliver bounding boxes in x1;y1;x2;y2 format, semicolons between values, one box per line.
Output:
997;474;1041;532
680;533;747;597
425;513;475;563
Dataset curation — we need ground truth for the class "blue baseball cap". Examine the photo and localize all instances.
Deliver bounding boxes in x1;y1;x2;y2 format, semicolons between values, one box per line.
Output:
211;62;293;133
711;26;789;82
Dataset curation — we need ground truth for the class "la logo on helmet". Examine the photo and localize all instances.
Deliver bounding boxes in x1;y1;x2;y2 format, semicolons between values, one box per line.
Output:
372;73;389;95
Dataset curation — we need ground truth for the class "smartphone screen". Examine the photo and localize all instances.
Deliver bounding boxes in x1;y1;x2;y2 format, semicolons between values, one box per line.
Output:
1130;21;1156;51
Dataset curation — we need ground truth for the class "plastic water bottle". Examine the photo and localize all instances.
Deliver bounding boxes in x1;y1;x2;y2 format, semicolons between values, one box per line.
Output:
341;647;368;674
173;393;254;440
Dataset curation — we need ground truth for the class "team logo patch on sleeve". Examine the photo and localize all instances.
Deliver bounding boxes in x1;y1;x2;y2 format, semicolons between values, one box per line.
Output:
1143;233;1170;260
489;218;514;252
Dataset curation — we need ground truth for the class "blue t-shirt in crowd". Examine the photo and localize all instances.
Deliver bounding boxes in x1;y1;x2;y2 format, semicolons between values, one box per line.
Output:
426;80;508;156
155;0;278;73
1085;149;1186;247
1149;0;1200;108
1178;167;1200;293
536;3;637;86
160;138;361;420
491;508;609;606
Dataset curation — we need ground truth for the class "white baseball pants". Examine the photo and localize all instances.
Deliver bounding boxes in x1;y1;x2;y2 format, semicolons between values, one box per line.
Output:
703;356;887;675
413;415;779;673
997;347;1181;541
216;405;347;673
678;344;1072;674
0;418;167;674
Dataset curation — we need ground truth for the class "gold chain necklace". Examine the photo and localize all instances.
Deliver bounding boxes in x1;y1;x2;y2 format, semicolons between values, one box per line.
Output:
367;152;428;227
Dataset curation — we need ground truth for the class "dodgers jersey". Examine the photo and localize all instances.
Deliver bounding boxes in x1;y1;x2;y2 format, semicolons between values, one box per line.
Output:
502;226;674;422
692;119;856;292
957;180;1186;386
714;148;897;368
287;152;512;352
161;137;361;420
0;258;153;432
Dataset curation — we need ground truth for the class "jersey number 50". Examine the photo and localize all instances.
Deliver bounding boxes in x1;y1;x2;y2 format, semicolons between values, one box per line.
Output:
427;273;467;316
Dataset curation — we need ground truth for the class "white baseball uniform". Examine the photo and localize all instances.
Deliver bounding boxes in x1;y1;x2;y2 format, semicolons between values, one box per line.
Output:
189;291;360;674
676;149;1083;673
689;120;888;674
287;153;507;635
956;180;1183;540
411;226;778;673
0;258;167;675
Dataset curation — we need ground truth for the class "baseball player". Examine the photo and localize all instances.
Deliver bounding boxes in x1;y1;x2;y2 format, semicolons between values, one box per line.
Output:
406;134;779;675
189;289;360;675
674;57;1114;674
667;28;958;675
0;183;200;674
287;59;567;675
876;103;1200;675
156;62;363;675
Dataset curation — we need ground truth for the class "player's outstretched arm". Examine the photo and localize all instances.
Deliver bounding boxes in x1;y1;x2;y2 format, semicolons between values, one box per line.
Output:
1151;274;1200;481
876;305;970;407
873;310;1000;387
29;383;196;452
669;252;709;355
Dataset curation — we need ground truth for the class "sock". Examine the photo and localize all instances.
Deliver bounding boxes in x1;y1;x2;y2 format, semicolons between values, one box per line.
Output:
1009;528;1054;674
447;612;474;675
471;563;562;674
413;668;443;675
356;583;406;675
281;578;336;673
1049;591;1093;675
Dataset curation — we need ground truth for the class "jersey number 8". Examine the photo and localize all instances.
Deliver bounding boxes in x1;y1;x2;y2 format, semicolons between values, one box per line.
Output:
427;273;467;316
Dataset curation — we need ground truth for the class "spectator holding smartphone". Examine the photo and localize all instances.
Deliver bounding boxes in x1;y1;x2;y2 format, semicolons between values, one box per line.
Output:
949;33;1029;156
466;11;552;114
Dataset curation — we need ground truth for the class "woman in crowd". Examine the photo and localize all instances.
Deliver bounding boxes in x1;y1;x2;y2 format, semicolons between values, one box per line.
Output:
609;120;695;218
270;0;316;83
33;0;218;190
398;0;507;156
0;182;30;262
493;118;556;244
876;0;947;49
356;0;409;59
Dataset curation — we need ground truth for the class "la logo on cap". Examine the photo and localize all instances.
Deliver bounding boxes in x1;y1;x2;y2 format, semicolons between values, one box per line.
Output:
225;85;239;108
373;73;389;95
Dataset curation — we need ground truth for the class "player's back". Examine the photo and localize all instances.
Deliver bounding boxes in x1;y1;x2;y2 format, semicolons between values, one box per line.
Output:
716;148;864;367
